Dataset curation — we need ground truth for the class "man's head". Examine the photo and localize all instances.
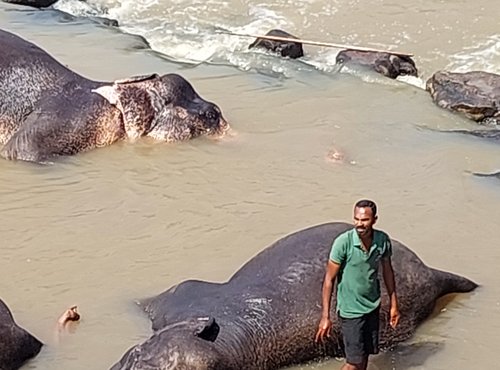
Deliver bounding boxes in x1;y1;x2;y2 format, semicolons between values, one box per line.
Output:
353;199;378;238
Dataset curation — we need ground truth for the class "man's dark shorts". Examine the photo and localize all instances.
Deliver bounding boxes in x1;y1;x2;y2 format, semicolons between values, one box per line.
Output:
339;306;380;364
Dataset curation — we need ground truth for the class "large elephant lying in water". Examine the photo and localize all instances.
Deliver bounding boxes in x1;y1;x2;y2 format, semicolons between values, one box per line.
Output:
112;222;477;370
0;29;229;163
0;298;42;370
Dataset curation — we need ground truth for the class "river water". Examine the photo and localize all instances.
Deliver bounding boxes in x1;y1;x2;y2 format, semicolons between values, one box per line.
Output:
0;0;499;369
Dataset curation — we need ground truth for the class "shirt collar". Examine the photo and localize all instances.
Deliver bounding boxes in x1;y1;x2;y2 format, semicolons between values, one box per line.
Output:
351;228;361;246
351;228;378;251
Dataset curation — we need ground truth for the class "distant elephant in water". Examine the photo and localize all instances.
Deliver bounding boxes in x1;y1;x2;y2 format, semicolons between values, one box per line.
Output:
426;70;500;125
0;299;81;370
248;29;417;79
0;298;42;370
2;0;120;27
111;222;477;370
2;0;58;7
336;50;418;79
249;29;304;59
0;29;229;163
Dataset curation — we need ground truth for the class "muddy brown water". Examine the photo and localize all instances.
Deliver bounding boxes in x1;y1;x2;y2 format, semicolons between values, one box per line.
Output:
0;1;499;369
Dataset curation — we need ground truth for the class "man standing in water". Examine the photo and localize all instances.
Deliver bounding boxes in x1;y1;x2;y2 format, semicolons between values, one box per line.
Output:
315;200;400;370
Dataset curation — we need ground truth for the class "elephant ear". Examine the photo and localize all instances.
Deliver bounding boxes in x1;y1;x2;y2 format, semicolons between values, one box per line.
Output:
93;74;161;141
192;317;220;342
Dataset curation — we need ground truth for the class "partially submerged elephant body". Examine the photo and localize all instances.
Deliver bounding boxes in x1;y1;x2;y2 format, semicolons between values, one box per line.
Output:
112;222;477;370
335;50;418;79
1;0;58;7
0;298;42;370
249;29;304;59
248;29;418;79
426;71;500;125
0;29;228;163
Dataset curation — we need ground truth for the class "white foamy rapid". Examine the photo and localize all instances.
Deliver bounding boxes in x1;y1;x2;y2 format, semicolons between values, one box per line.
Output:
53;0;499;84
54;0;298;68
446;34;500;74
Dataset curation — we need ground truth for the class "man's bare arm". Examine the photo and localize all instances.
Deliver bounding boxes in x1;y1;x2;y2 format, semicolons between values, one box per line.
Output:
382;257;400;328
315;260;341;342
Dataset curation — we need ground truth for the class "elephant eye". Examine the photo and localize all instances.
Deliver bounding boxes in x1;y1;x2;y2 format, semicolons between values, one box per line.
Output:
207;111;217;121
338;57;344;64
201;108;220;126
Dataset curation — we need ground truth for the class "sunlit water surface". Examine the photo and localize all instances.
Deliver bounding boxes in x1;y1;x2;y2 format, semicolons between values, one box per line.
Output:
0;1;499;369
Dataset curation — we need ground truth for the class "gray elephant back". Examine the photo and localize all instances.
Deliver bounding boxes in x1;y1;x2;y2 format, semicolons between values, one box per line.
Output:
0;299;43;370
144;223;351;327
0;29;84;143
229;222;352;285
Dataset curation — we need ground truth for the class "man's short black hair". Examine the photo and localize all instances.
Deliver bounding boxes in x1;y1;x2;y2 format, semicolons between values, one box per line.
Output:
355;199;377;216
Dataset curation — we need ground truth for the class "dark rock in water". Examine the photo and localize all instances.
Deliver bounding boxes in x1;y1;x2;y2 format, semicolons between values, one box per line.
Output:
336;49;418;79
3;0;119;28
127;33;150;50
249;29;304;59
429;128;500;142
451;129;500;141
0;299;43;370
474;171;500;180
426;71;500;125
2;0;58;8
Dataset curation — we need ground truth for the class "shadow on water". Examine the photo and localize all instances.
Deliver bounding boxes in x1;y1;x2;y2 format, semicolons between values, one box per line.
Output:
371;341;444;370
289;341;444;370
473;171;500;180
417;125;500;142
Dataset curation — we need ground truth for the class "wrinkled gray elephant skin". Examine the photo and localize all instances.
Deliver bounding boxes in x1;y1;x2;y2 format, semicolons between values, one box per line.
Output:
249;29;304;59
0;29;229;163
336;50;418;79
112;222;477;370
0;298;43;370
426;71;500;125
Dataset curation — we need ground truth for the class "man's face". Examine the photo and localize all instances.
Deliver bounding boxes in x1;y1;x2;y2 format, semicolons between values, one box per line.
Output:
354;206;377;238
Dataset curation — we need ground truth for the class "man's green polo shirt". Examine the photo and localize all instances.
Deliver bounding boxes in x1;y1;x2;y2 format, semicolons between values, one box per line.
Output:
329;228;392;318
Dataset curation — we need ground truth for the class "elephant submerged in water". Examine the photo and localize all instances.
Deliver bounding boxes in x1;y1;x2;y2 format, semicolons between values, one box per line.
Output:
248;29;418;79
111;222;477;370
1;0;58;7
335;49;418;79
0;298;42;370
0;299;79;370
0;29;229;163
249;29;304;59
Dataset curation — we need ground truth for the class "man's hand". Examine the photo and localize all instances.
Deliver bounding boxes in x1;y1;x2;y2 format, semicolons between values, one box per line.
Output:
389;304;400;328
315;316;333;343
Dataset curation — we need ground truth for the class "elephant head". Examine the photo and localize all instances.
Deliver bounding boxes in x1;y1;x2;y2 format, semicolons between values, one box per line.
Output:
111;317;226;370
336;50;418;79
93;74;229;142
248;29;304;59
